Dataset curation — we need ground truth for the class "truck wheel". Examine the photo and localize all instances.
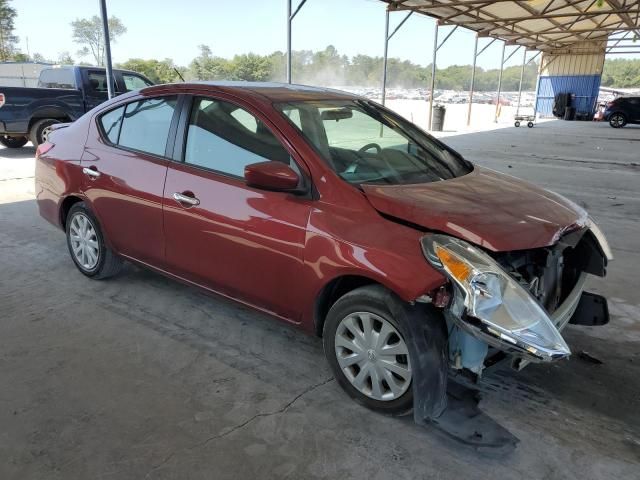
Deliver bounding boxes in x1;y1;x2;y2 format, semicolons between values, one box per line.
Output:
0;135;28;148
29;119;60;146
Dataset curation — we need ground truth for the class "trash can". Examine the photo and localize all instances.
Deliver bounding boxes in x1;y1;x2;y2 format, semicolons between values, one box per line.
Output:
564;106;576;121
431;105;446;131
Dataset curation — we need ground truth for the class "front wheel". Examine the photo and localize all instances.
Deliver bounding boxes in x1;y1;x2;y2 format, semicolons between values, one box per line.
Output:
609;113;626;128
0;135;28;148
66;202;123;279
323;285;414;415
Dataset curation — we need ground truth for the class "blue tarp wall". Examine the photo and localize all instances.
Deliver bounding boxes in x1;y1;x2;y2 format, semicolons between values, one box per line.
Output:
535;74;601;117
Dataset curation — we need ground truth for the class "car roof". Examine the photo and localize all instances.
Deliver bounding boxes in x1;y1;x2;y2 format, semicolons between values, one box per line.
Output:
141;81;359;102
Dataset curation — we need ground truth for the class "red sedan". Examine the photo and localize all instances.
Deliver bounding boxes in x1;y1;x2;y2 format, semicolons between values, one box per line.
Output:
35;82;611;418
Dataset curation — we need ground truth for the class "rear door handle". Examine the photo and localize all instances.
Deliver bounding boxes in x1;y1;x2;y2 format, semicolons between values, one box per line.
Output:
173;192;200;206
82;167;100;179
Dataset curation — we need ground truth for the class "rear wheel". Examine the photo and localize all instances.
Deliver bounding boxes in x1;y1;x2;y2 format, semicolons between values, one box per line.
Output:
0;135;28;148
514;121;521;127
609;113;626;128
323;285;414;415
527;121;534;128
66;202;123;279
29;118;60;146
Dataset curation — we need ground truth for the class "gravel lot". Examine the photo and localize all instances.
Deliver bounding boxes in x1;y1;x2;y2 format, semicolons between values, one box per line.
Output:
1;120;638;479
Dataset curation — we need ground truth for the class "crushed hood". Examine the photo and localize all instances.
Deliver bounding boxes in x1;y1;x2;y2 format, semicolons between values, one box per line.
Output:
362;167;587;252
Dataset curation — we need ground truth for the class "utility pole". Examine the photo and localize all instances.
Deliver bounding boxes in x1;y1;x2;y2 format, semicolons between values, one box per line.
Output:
98;0;114;99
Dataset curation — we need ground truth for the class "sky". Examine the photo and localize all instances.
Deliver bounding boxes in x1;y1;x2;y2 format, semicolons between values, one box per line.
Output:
12;0;639;72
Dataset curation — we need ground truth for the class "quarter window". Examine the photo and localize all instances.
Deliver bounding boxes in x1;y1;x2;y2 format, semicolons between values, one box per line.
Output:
100;106;125;144
184;97;292;177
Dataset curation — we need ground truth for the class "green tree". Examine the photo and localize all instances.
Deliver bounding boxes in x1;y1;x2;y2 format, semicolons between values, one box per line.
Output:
71;15;126;66
230;53;271;81
58;51;74;65
117;58;184;84
0;0;19;61
187;45;233;80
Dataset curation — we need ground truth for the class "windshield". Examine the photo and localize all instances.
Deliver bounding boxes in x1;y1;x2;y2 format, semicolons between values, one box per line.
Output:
275;99;472;185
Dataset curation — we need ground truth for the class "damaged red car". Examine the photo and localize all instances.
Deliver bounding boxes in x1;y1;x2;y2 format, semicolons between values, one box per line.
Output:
35;82;612;420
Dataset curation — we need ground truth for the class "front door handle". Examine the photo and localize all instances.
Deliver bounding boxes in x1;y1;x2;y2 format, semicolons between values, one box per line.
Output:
82;167;100;179
173;192;200;206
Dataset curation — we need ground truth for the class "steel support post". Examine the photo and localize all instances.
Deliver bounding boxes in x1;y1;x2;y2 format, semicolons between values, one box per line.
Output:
99;0;114;99
287;0;292;83
380;10;413;106
428;22;439;130
466;34;479;127
381;10;390;105
495;41;506;123
516;48;527;116
286;0;308;84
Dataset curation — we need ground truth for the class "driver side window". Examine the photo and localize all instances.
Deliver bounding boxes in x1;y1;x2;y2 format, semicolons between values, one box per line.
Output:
184;97;294;178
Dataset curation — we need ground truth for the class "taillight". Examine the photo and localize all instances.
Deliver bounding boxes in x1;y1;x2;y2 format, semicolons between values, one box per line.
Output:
36;142;54;157
0;93;5;108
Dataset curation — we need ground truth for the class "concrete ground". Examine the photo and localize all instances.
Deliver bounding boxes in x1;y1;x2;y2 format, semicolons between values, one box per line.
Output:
0;120;638;479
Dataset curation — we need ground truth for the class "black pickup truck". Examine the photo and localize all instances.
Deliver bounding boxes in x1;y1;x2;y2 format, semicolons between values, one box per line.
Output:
0;66;153;147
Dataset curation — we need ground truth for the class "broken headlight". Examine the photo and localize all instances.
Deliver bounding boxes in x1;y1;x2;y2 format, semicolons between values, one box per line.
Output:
421;234;570;362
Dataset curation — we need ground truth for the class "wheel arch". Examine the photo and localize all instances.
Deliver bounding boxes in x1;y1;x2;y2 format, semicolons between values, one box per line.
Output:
29;108;72;130
314;274;394;337
59;195;85;229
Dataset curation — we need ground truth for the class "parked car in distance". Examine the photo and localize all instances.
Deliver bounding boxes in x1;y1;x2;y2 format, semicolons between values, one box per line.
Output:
0;65;153;148
604;96;640;128
34;82;612;419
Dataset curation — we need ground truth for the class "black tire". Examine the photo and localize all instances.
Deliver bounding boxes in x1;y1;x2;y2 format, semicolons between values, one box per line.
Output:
65;202;123;279
527;121;534;128
29;118;60;146
609;113;626;128
514;121;520;127
0;135;28;148
323;285;415;416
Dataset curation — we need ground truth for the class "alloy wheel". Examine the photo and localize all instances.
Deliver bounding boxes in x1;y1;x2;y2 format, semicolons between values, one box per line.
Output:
69;213;100;270
610;114;625;128
334;311;411;401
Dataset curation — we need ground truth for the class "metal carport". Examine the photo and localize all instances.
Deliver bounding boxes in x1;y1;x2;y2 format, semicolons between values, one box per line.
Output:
283;0;640;128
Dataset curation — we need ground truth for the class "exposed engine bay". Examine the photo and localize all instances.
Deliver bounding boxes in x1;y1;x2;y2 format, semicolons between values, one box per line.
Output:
493;227;607;314
426;226;611;379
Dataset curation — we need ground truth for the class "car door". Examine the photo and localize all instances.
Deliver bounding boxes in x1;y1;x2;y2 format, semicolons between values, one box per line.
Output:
81;94;180;266
162;95;312;321
82;69;116;110
627;97;640;122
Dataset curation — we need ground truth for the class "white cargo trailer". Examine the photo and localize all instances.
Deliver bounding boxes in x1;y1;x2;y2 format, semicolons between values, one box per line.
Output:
0;62;52;87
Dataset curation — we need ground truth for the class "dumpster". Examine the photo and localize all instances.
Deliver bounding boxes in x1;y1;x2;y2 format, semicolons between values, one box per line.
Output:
431;105;446;131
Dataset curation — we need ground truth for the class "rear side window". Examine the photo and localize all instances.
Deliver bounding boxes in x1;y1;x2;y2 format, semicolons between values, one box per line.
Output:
98;96;177;157
38;69;75;89
87;71;115;93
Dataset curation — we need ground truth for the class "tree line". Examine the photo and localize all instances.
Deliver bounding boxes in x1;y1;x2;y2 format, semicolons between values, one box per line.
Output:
1;2;639;91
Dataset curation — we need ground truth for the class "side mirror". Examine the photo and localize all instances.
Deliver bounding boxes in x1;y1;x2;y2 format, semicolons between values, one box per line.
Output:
244;161;302;193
